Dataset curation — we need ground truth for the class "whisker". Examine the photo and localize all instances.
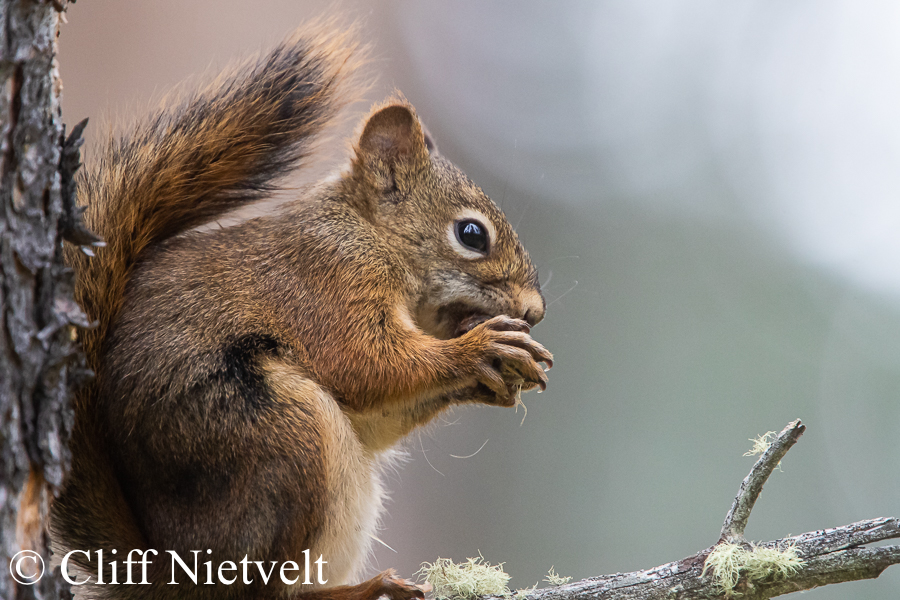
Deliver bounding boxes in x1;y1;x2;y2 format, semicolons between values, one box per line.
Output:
539;255;581;267
537;256;581;290
545;280;579;308
514;198;533;230
368;532;398;554
438;414;463;426
449;439;489;459
419;435;445;476
542;270;553;289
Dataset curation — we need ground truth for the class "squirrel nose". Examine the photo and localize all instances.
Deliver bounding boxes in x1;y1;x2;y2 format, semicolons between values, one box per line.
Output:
521;291;546;327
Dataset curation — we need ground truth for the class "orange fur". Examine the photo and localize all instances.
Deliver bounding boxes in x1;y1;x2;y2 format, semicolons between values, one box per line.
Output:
52;24;552;600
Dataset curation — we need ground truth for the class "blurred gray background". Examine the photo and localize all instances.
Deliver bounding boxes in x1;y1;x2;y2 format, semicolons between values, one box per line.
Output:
60;2;900;599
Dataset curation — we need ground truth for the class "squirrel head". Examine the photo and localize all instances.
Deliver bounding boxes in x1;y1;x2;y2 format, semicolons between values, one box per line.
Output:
347;99;545;340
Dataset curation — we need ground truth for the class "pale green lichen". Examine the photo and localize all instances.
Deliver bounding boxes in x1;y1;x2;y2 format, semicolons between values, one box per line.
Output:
744;431;783;470
417;556;511;600
744;431;777;457
544;567;572;586
513;583;537;600
702;543;746;593
702;542;804;596
515;394;528;425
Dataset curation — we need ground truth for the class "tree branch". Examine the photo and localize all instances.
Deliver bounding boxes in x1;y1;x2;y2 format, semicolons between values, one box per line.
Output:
720;419;805;543
481;420;898;600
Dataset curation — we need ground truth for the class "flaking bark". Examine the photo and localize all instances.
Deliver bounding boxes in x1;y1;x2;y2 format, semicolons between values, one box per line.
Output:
1;1;91;598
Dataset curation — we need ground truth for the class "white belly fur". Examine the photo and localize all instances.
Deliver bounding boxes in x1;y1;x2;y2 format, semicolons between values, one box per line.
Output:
308;386;395;587
254;358;405;588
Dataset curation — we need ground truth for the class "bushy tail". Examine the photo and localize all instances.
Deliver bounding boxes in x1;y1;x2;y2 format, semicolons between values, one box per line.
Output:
68;25;362;368
53;26;363;593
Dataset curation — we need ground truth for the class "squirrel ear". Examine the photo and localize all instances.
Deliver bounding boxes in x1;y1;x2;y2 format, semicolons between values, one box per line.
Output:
353;102;430;193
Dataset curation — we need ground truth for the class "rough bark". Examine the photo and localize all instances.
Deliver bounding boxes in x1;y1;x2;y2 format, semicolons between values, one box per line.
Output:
0;1;92;598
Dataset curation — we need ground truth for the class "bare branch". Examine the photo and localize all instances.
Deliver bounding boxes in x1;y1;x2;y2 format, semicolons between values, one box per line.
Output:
471;421;898;600
720;419;805;543
490;519;900;600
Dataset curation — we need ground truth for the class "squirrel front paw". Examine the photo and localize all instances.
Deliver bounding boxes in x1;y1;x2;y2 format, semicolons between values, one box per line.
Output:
460;315;554;406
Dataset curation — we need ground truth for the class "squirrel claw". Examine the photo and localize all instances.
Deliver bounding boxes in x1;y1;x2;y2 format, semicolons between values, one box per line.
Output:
376;570;430;600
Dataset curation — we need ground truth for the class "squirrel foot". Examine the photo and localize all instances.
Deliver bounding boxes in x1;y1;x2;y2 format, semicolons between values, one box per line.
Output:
373;569;432;600
297;569;429;600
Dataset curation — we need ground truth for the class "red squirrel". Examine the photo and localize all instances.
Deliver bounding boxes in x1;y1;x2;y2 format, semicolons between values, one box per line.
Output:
52;25;553;600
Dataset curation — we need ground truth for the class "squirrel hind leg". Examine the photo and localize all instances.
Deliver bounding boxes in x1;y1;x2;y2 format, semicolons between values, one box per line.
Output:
297;570;429;600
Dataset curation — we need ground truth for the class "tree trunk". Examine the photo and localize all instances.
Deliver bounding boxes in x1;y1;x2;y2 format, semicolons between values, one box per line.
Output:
1;1;91;598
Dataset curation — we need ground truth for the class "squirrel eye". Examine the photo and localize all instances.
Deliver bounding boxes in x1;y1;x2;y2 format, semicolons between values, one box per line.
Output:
455;219;489;254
